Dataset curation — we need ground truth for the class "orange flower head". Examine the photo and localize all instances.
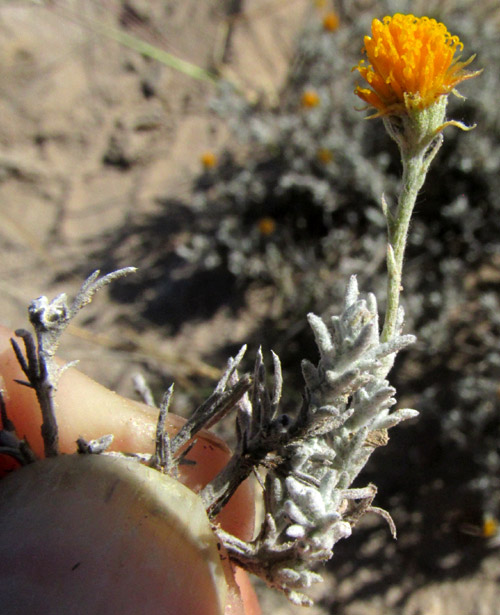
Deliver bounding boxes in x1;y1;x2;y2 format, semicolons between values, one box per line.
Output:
323;12;340;32
200;151;217;169
353;14;480;116
301;90;321;108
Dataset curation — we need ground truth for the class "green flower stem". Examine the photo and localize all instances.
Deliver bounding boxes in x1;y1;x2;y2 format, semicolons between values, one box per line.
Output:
381;154;423;343
380;130;444;345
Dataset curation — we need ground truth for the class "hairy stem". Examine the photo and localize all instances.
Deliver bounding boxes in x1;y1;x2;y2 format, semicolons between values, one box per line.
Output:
381;134;443;345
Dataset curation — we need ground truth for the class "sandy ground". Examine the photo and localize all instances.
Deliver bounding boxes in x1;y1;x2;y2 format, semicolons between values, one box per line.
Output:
0;0;306;392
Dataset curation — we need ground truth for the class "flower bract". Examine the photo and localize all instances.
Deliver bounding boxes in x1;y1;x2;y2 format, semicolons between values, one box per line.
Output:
353;14;480;116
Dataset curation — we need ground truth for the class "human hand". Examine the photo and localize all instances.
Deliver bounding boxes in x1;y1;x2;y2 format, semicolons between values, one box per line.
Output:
0;325;261;615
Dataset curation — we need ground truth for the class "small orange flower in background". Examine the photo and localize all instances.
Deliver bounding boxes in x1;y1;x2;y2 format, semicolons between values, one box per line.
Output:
353;14;481;116
301;90;321;108
200;151;217;169
323;12;340;32
257;217;276;236
482;515;499;539
317;148;333;164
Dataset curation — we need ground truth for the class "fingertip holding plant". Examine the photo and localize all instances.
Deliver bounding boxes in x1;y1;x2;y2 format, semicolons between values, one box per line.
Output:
0;309;258;615
0;455;230;615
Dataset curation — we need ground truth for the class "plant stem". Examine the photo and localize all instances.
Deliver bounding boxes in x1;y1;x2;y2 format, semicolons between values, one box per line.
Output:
381;134;443;344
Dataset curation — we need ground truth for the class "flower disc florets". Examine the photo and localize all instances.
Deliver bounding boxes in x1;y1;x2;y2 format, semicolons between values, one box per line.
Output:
353;13;480;117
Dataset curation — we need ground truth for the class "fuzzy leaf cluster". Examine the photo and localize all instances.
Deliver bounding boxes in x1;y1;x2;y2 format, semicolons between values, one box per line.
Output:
216;276;417;605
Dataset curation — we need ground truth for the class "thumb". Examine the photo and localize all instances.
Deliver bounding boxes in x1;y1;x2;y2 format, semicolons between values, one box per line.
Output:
0;326;261;615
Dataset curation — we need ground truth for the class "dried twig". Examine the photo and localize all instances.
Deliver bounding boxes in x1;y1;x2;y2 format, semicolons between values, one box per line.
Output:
10;268;136;458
